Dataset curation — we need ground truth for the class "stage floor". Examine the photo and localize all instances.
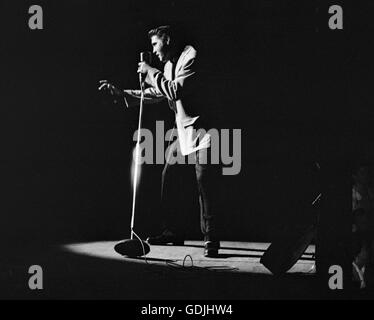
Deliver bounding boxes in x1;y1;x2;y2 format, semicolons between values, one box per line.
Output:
63;240;316;275
5;239;358;299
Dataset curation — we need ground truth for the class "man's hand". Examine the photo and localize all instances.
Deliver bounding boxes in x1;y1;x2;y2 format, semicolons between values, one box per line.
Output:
138;62;157;86
98;80;122;96
98;80;128;107
137;62;152;75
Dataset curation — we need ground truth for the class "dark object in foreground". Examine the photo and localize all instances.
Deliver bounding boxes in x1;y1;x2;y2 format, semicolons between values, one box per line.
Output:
260;225;315;275
114;239;150;257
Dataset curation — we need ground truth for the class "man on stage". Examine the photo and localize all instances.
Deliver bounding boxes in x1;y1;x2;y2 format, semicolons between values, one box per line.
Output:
99;25;220;257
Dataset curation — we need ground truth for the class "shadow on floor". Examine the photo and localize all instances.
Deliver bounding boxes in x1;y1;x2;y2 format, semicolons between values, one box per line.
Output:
181;244;315;260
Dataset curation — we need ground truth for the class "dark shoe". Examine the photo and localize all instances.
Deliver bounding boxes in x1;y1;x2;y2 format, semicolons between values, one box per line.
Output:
204;241;220;257
146;230;184;246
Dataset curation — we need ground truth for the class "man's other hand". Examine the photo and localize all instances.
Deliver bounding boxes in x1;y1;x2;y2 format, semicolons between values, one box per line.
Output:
98;80;129;108
98;80;122;97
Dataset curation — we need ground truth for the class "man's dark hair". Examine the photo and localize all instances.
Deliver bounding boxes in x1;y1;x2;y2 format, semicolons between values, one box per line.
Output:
148;25;186;48
148;25;172;41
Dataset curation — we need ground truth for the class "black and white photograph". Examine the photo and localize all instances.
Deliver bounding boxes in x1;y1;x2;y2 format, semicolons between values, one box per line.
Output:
2;0;374;308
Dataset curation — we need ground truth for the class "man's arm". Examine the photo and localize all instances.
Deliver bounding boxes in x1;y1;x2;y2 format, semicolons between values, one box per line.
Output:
123;87;165;108
98;80;165;108
140;47;198;102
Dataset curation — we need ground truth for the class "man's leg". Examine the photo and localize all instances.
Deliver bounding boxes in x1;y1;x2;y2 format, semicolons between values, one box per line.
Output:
195;147;221;257
147;140;185;245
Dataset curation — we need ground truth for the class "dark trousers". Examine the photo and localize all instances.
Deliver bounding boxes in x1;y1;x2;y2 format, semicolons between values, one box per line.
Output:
160;139;220;241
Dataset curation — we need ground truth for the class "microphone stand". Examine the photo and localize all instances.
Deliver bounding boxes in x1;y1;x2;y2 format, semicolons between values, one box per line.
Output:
114;70;150;257
130;73;145;240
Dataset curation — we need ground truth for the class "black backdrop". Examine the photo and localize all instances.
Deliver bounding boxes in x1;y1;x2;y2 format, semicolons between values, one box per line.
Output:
2;1;374;245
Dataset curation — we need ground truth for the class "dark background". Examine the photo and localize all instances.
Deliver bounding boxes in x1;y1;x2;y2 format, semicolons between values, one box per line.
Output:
2;1;374;246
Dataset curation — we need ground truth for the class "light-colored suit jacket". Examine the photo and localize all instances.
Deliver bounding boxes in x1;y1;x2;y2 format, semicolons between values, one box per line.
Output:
124;45;210;156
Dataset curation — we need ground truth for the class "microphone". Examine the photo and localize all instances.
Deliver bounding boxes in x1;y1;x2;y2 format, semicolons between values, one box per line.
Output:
140;51;152;64
139;51;152;87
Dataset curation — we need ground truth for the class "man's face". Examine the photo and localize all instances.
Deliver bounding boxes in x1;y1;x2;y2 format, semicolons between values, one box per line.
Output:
151;35;169;63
